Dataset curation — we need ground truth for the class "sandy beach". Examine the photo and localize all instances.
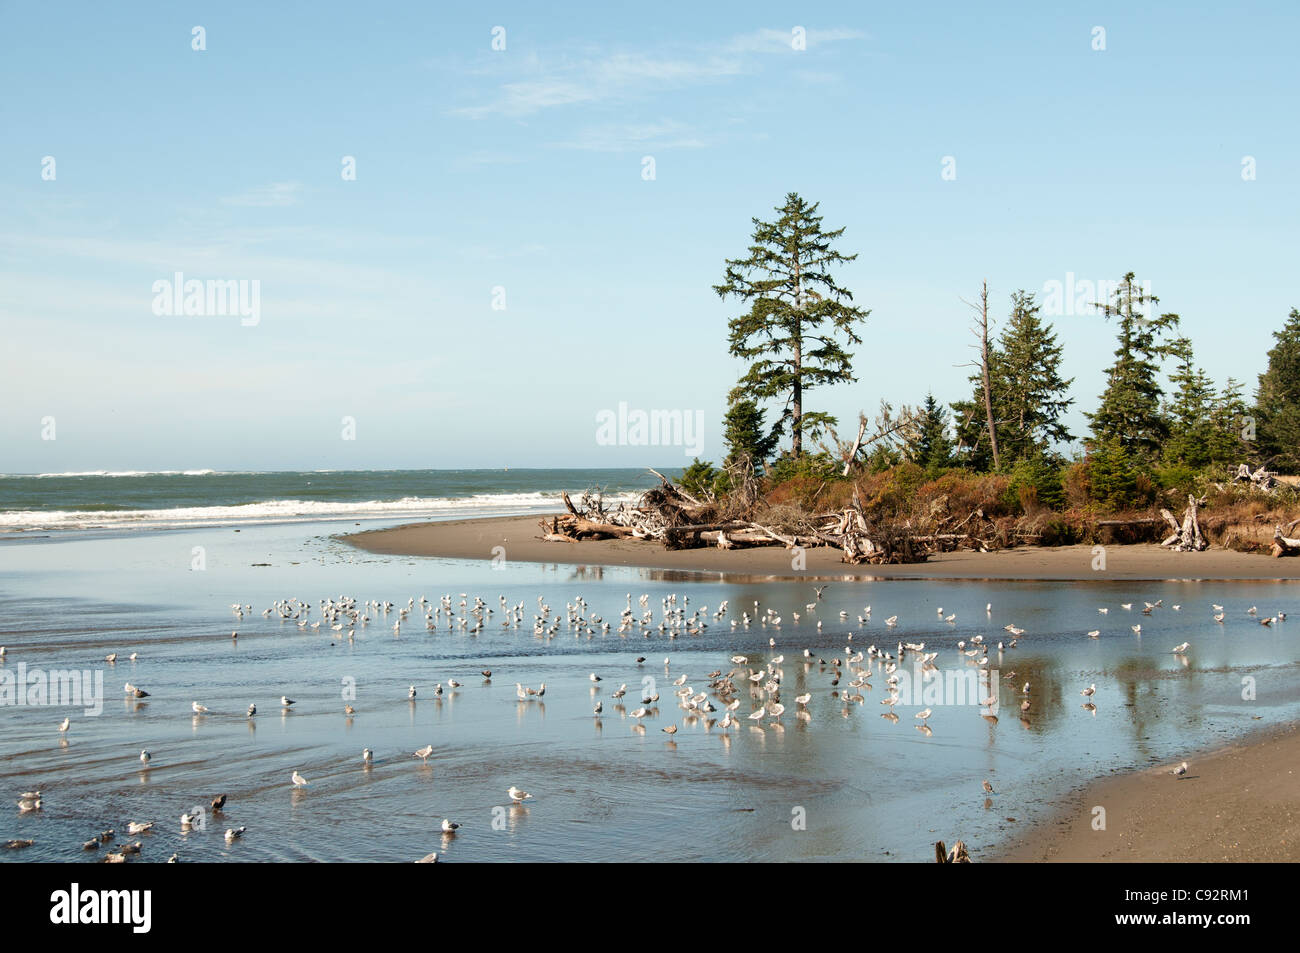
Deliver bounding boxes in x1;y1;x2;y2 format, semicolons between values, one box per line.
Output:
999;721;1300;862
344;514;1300;581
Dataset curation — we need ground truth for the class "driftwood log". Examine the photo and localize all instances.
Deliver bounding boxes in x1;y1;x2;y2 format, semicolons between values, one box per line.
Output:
1272;519;1300;558
935;839;972;863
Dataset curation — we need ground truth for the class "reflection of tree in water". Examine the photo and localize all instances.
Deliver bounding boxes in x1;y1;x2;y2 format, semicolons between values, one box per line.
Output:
1110;655;1211;763
998;655;1063;733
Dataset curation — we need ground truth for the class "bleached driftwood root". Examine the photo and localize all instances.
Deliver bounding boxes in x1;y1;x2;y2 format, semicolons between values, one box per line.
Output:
1160;494;1207;552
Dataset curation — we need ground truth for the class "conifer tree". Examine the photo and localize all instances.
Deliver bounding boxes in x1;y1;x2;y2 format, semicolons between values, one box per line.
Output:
1254;308;1300;472
953;290;1073;468
1086;272;1179;458
908;393;954;472
721;398;779;472
715;193;869;457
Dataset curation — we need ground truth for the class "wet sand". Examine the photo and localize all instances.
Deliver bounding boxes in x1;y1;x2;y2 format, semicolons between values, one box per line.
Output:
998;721;1300;862
343;514;1300;581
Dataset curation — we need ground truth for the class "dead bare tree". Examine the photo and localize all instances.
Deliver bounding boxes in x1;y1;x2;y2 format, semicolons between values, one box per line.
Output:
958;280;1001;470
823;401;923;477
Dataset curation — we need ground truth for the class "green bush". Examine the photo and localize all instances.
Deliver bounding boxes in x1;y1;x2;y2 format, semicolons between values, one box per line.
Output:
679;458;720;499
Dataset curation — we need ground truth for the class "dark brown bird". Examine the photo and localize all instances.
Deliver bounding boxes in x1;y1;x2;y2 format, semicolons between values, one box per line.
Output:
211;794;227;812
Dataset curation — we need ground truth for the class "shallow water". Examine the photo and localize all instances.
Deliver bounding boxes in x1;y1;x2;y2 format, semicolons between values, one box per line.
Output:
1;521;1297;862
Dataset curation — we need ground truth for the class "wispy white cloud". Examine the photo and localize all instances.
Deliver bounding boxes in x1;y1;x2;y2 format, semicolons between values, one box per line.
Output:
221;182;304;208
449;27;864;120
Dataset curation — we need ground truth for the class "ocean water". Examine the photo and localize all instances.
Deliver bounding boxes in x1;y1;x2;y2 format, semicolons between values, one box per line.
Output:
0;468;661;533
1;472;1298;863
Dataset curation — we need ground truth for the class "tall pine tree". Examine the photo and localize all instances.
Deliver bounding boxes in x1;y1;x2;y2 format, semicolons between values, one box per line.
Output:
715;193;869;457
1163;336;1216;468
1086;272;1179;459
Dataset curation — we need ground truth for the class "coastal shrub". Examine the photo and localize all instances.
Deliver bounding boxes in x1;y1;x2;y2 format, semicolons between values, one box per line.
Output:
767;451;839;486
678;459;719;499
1061;460;1092;510
1002;454;1064;513
1153;462;1198;496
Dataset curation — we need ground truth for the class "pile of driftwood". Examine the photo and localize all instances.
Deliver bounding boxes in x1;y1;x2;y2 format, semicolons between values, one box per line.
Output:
1160;494;1207;552
539;470;939;564
1233;463;1278;491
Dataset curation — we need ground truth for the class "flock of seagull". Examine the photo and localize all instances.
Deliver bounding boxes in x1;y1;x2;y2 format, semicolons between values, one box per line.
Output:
7;586;1286;861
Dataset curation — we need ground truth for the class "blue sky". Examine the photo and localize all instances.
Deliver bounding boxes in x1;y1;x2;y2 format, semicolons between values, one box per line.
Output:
2;1;1296;472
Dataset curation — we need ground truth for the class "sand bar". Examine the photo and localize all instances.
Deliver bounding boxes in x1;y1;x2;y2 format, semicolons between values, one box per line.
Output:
344;514;1300;581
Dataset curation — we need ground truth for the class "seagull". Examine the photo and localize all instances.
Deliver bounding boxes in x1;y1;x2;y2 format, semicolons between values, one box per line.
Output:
192;702;209;714
1131;624;1142;634
126;821;153;835
224;826;246;842
915;708;932;722
441;819;460;834
507;786;533;802
1080;684;1096;699
246;704;256;717
1172;761;1189;778
593;701;603;715
1098;607;1109;614
408;685;417;698
281;696;295;708
362;748;373;765
139;749;151;765
1172;642;1190;654
291;770;309;787
982;779;995;795
58;717;70;733
211;794;227;812
1087;630;1100;639
662;724;678;734
414;745;434;763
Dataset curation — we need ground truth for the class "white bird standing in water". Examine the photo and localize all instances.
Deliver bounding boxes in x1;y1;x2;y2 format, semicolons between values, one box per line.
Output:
281;696;295;708
414;745;433;763
362;748;373;764
507;786;533;802
192;701;209;714
1172;642;1190;654
58;717;70;733
1080;684;1096;699
291;770;309;787
140;749;151;765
